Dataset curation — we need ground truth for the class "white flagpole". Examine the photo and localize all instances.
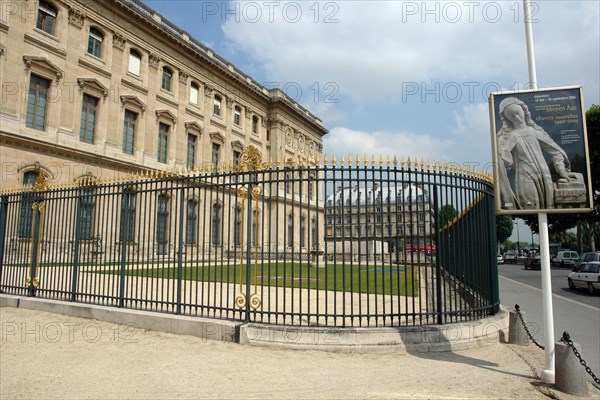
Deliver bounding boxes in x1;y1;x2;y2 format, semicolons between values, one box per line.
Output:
523;0;555;384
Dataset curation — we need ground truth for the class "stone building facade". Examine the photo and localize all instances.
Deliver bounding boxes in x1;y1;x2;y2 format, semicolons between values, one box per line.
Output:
0;0;326;187
0;0;327;260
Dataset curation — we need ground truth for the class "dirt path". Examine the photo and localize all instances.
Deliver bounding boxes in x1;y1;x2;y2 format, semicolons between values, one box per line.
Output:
4;306;597;399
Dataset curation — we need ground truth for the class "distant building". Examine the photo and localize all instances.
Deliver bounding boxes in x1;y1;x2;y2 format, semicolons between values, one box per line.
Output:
324;183;434;262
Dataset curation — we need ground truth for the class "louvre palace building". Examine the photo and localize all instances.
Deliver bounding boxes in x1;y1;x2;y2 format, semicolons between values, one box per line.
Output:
0;0;327;187
0;0;328;261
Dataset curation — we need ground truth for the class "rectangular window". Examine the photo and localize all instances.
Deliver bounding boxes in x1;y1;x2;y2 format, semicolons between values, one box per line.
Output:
211;143;220;168
157;123;169;163
161;68;172;92
26;74;50;131
213;96;221;116
232;150;241;183
79;94;98;144
128;50;141;75
87;28;103;58
234;108;241;125
122;110;137;154
189;84;199;104
187;134;196;170
37;2;56;35
252;116;258;134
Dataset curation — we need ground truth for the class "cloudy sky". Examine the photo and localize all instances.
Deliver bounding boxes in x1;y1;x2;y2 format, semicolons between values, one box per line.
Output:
147;0;599;174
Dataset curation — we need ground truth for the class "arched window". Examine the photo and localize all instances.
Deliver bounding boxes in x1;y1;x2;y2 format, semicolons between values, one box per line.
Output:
251;210;259;246
161;66;173;91
287;214;294;247
87;27;104;58
156;194;169;255
185;199;197;245
189;81;199;104
79;186;96;240
213;95;221;116
211;203;222;246
18;171;39;238
233;206;242;246
37;1;57;35
128;49;141;75
120;189;136;242
300;216;306;248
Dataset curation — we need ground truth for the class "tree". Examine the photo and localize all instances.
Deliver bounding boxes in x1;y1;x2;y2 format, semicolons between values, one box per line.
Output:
439;204;458;227
496;214;513;244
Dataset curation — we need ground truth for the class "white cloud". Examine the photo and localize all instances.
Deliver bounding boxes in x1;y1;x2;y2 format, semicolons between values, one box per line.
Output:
323;127;454;163
324;102;496;172
222;1;599;106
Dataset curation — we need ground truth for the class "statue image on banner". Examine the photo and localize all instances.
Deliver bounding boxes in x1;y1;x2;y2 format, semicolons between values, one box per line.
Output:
493;93;589;212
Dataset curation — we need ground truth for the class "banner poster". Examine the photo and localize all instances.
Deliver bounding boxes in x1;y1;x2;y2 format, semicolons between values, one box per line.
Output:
489;86;593;214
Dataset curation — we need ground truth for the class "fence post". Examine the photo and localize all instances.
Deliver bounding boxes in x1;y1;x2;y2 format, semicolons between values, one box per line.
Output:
176;186;185;315
119;189;130;308
28;200;42;297
0;195;8;282
71;189;83;301
244;172;255;322
433;183;443;325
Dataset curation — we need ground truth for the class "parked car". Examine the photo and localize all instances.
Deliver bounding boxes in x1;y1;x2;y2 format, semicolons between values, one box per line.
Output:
497;253;504;264
567;261;600;294
573;251;600;271
504;251;518;263
551;250;579;267
524;253;541;270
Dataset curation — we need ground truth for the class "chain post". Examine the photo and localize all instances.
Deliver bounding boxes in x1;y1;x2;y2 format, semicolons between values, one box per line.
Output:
560;331;600;385
514;304;545;350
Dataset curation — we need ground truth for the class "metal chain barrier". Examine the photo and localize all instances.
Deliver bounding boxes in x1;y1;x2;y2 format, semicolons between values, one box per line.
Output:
514;304;545;350
560;331;600;386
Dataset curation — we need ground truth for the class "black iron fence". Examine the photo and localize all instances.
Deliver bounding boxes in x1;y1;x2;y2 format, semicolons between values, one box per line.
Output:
0;147;499;327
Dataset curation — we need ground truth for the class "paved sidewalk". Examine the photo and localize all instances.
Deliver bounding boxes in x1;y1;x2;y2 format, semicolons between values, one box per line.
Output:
1;306;598;399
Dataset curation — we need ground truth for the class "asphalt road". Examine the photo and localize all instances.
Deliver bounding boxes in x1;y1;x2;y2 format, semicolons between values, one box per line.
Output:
499;261;600;308
498;260;600;381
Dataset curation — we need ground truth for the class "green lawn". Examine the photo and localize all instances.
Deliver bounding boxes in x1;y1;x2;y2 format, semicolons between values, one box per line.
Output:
115;262;418;296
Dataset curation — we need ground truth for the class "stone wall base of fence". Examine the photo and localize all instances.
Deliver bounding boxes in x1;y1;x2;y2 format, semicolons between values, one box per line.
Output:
1;294;507;353
0;294;239;343
238;308;509;353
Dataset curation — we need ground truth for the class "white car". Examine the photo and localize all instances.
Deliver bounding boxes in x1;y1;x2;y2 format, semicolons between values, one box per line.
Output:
552;250;579;267
497;253;504;264
567;261;600;295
